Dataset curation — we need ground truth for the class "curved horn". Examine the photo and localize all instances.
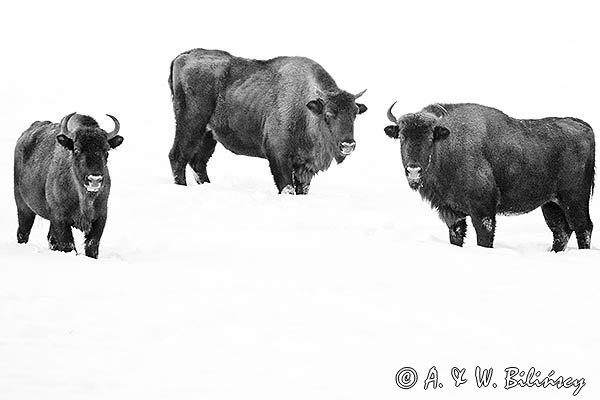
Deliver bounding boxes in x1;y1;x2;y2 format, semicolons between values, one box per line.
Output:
387;101;398;123
60;112;77;138
105;114;120;138
354;89;367;99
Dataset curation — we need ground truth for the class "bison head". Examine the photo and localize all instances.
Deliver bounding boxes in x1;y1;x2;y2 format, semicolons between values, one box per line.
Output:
385;102;449;190
307;88;367;163
56;112;124;194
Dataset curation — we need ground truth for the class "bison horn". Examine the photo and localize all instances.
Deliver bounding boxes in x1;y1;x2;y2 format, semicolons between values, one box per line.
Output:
387;101;398;123
354;89;367;99
60;112;77;138
106;114;120;137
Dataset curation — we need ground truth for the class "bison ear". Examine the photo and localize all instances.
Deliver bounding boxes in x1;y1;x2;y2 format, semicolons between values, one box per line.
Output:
306;99;324;115
357;103;368;115
433;126;450;141
384;125;400;139
56;134;74;150
108;135;124;149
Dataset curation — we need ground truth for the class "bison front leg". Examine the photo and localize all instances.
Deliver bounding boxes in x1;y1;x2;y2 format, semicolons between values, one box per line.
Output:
447;219;467;247
293;170;312;195
471;215;496;248
439;207;467;247
266;152;294;194
48;221;75;253
85;216;107;259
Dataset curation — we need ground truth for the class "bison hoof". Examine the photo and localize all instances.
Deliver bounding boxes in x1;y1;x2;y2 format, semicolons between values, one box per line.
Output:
295;184;310;195
192;171;210;185
550;240;568;252
280;185;296;195
17;232;29;244
49;240;75;253
85;249;99;259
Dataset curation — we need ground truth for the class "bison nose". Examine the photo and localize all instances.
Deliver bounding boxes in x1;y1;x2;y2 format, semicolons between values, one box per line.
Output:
85;175;103;192
405;165;422;179
87;175;103;184
340;141;356;155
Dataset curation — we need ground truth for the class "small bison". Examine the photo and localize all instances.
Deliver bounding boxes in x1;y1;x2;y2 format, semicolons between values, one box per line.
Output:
14;113;124;258
168;48;367;194
384;102;595;250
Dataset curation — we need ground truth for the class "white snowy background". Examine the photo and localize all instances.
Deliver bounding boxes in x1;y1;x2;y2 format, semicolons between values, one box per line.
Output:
0;1;599;399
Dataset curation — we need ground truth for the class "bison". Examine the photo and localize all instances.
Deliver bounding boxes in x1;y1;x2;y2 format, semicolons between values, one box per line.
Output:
14;113;124;258
168;48;367;194
384;102;595;251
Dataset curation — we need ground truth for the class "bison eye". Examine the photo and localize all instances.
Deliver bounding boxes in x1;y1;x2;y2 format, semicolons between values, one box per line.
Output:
74;148;81;156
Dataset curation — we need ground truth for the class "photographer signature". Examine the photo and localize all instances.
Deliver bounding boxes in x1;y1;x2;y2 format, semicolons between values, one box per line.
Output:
395;366;585;396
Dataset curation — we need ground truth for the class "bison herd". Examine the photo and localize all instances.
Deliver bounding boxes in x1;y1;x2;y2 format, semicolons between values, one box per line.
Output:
13;48;596;257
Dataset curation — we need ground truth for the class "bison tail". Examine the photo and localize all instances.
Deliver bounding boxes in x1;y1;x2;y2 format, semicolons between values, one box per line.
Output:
588;152;595;199
586;128;595;199
168;57;176;99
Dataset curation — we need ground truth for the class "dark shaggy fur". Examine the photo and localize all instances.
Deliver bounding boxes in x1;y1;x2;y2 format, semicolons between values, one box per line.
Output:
385;103;595;250
14;114;124;258
168;48;368;194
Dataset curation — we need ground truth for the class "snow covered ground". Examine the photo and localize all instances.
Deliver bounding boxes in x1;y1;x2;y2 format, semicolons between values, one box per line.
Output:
1;1;599;399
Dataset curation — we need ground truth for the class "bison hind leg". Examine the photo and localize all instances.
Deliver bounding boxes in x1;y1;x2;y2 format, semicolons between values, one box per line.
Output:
557;194;593;250
169;116;212;186
541;201;572;252
189;130;217;184
16;204;36;244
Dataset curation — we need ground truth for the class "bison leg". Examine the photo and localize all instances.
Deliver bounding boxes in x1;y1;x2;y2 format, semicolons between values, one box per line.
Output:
293;170;312;195
471;215;496;248
438;207;466;247
266;152;294;194
561;197;593;249
189;130;217;184
47;221;75;253
169;117;210;186
447;219;467;247
85;216;107;259
16;200;36;244
294;181;310;195
541;202;572;251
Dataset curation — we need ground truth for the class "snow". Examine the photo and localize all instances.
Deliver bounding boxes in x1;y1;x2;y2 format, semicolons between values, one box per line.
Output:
1;1;599;399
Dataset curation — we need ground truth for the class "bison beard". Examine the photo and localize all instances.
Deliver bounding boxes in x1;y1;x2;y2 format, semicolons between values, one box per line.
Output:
168;48;367;193
385;102;595;251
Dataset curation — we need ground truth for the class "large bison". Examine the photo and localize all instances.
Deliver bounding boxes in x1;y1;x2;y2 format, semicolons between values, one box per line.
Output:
14;113;124;258
168;48;367;194
384;102;595;250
